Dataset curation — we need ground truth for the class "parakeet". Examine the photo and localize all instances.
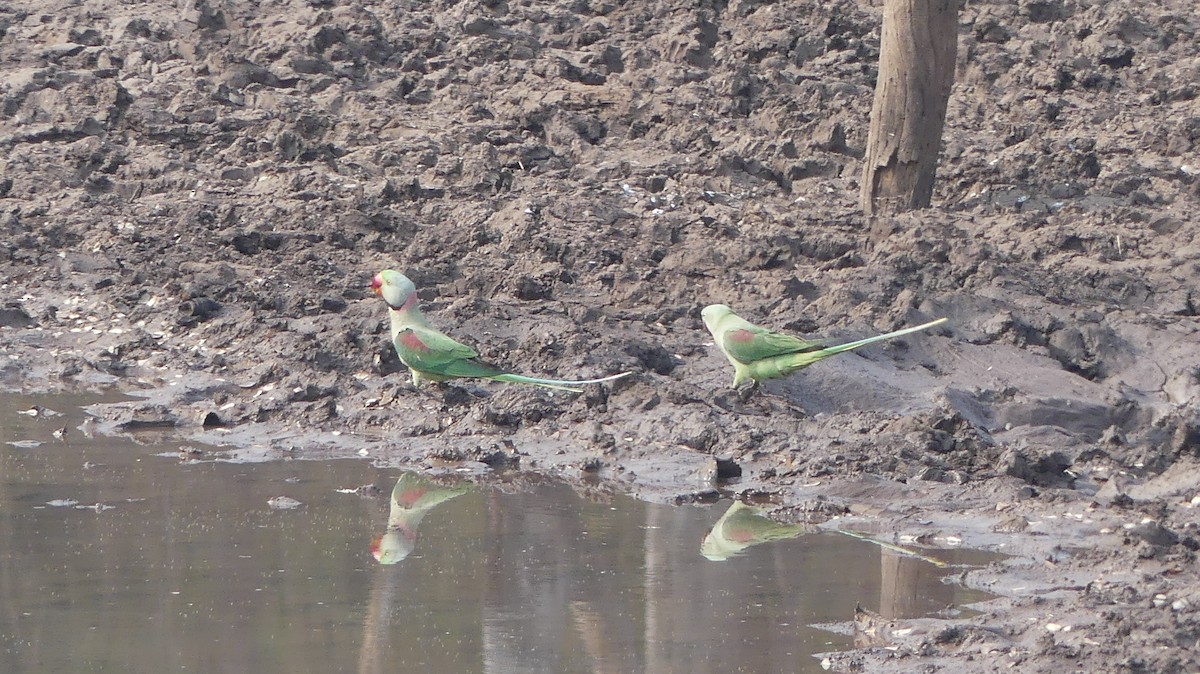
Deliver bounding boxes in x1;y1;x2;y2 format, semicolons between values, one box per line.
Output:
701;304;947;389
701;501;813;561
371;269;631;392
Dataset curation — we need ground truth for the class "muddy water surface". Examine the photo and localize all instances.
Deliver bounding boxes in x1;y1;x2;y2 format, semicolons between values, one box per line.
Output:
1;394;991;673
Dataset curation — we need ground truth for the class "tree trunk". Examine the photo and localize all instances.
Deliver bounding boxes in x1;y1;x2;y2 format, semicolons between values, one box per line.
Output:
860;0;958;215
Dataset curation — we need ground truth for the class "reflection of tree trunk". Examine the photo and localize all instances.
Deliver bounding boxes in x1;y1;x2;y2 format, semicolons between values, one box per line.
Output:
481;488;575;672
480;489;507;673
0;447;16;674
570;601;621;674
878;550;922;619
357;564;404;674
860;0;958;215
643;505;666;674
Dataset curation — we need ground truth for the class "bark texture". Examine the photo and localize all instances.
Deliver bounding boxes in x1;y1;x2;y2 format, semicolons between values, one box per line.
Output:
860;0;959;215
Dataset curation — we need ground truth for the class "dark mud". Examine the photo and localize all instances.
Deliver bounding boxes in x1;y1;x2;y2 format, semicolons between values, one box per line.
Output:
1;0;1198;671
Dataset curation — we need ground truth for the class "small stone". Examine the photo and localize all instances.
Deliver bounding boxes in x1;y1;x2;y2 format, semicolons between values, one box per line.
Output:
267;496;303;510
0;306;35;328
1129;521;1180;547
320;297;347;313
178;296;221;322
915;466;946;482
993;515;1030;533
946;470;970;484
707;456;742;482
981;311;1015;339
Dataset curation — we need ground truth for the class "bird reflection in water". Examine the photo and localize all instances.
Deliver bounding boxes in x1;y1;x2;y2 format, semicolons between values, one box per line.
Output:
700;501;815;561
371;472;469;564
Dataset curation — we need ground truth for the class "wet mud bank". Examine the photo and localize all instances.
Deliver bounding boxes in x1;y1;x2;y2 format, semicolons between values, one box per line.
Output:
2;0;1198;671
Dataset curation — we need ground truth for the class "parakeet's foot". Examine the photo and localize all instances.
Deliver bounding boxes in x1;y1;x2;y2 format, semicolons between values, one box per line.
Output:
736;381;759;403
712;390;766;416
438;384;477;407
408;384;441;405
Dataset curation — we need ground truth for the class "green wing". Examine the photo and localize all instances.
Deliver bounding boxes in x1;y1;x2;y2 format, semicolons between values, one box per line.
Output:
394;326;481;370
719;323;822;364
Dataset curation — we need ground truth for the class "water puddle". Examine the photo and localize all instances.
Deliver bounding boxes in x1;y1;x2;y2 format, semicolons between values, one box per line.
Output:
1;393;994;672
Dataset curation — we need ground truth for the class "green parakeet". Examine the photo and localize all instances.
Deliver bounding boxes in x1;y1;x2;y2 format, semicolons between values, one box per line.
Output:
701;501;814;561
700;304;947;388
371;270;631;392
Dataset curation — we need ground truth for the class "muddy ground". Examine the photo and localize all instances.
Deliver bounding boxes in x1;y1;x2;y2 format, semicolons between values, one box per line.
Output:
1;0;1198;670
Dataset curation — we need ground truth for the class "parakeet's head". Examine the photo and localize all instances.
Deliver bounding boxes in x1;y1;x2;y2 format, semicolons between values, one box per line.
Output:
370;529;418;565
701;304;732;333
700;525;743;561
371;270;417;311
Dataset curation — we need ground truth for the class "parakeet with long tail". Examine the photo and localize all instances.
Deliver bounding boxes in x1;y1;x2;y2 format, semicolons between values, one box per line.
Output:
371;270;631;392
701;304;947;389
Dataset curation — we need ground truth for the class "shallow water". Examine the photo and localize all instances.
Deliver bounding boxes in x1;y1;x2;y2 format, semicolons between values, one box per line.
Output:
1;393;992;673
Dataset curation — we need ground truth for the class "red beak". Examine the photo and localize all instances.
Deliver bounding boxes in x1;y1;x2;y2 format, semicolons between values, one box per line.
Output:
370;274;383;296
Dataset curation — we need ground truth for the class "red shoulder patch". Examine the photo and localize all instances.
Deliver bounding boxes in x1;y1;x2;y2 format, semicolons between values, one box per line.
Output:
398;331;429;352
728;329;756;343
395;488;429;507
726;527;755;543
